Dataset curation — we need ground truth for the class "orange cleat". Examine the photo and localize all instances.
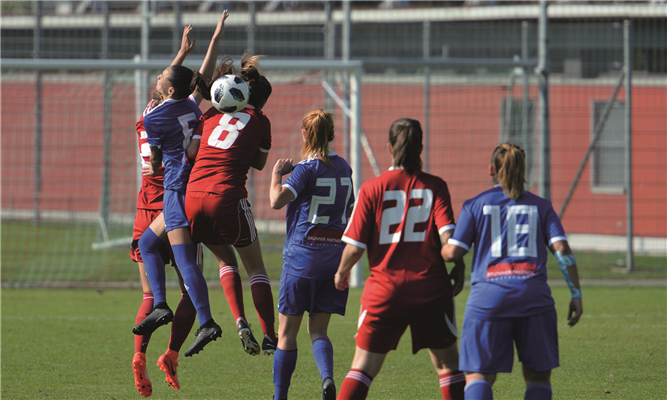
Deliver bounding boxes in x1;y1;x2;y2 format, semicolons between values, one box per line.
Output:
157;349;180;390
132;352;153;397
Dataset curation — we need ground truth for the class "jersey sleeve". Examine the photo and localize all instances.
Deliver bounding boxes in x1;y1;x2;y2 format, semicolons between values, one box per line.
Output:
259;117;271;153
143;115;162;147
543;204;567;246
448;200;475;252
432;178;456;235
283;163;310;201
342;183;373;249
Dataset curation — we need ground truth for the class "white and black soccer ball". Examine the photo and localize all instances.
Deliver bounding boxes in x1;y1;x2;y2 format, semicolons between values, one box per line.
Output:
210;74;250;114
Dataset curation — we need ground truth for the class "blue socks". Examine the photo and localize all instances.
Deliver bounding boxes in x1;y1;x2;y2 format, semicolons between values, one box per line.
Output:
138;228;167;305
273;348;297;400
171;243;212;326
465;379;494;400
312;337;334;382
525;383;552;400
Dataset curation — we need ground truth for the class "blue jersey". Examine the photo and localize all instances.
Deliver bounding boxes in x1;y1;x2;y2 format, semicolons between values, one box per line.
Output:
282;153;355;279
450;185;567;319
144;96;201;193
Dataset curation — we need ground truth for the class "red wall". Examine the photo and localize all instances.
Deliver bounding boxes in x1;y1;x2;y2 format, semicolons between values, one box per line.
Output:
2;80;664;237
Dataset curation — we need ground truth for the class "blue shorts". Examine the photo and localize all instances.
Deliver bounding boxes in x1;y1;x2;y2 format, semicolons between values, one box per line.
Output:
163;190;190;233
278;271;348;316
459;308;559;373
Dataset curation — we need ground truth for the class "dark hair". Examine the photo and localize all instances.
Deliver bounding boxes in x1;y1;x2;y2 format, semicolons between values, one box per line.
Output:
168;65;211;101
491;143;526;200
210;52;272;109
388;118;423;175
301;109;335;166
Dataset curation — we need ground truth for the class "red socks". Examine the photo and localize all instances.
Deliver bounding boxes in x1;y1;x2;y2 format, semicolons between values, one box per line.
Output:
135;292;154;353
168;293;196;353
219;265;246;322
338;369;373;400
439;370;465;400
250;274;276;342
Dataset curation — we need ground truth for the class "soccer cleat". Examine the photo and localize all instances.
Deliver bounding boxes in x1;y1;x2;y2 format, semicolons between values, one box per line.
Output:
322;377;336;400
157;349;180;390
237;317;260;356
184;319;222;357
261;334;277;356
133;304;173;336
132;352;153;397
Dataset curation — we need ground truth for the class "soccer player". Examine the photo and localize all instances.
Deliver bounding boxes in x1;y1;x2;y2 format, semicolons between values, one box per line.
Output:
268;109;355;400
185;52;277;356
335;118;466;400
441;143;584;400
130;15;228;396
132;13;230;359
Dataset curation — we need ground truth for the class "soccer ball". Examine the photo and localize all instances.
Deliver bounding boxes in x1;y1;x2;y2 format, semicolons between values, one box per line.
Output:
210;74;250;114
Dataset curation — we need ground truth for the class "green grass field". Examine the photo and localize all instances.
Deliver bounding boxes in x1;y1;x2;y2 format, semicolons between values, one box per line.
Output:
2;286;665;399
2;220;665;285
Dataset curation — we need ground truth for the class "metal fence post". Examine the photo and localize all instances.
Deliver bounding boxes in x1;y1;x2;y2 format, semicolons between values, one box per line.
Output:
423;21;431;173
32;0;42;227
537;0;550;200
624;20;634;272
350;66;363;288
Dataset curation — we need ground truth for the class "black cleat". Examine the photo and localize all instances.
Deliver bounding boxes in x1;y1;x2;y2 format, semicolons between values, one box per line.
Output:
237;318;260;356
262;334;277;356
184;319;222;357
322;377;336;400
133;304;173;336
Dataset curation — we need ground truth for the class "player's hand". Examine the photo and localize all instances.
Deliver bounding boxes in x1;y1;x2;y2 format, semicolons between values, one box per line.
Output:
273;158;294;176
146;99;159;110
179;24;196;56
450;261;465;296
142;164;155;176
334;270;350;291
567;297;583;327
212;10;230;41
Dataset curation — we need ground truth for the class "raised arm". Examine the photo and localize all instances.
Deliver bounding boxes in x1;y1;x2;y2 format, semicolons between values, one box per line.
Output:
550;240;583;327
171;24;195;67
269;158;295;209
192;10;230;105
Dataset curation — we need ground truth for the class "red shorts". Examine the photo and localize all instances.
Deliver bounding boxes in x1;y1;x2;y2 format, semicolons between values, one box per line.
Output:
186;191;258;247
129;208;173;265
355;295;458;354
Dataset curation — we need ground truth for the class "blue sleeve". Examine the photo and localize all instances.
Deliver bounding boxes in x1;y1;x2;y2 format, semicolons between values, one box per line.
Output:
543;204;567;246
143;115;162;147
283;163;310;200
450;200;476;251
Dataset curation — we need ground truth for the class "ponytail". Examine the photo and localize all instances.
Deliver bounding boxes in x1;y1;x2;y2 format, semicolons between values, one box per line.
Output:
388;118;423;175
492;143;526;200
240;51;272;108
301;109;335;167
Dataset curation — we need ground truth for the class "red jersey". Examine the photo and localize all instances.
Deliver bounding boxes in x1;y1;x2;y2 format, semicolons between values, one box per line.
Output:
342;168;456;317
135;106;165;210
187;105;271;199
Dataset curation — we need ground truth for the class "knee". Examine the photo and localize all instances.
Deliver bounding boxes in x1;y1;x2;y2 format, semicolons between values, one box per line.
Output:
523;367;551;386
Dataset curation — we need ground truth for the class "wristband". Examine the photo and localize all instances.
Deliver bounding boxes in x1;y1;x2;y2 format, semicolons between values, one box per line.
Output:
555;251;582;299
192;135;202;140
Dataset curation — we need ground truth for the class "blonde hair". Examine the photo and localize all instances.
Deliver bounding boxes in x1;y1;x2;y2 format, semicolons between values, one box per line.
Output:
492;143;526;200
301;109;334;167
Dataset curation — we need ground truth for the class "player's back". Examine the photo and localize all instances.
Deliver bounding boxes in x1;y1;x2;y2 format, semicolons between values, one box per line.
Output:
454;185;565;319
343;168;456;316
143;97;201;192
282;154;354;279
188;106;271;198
